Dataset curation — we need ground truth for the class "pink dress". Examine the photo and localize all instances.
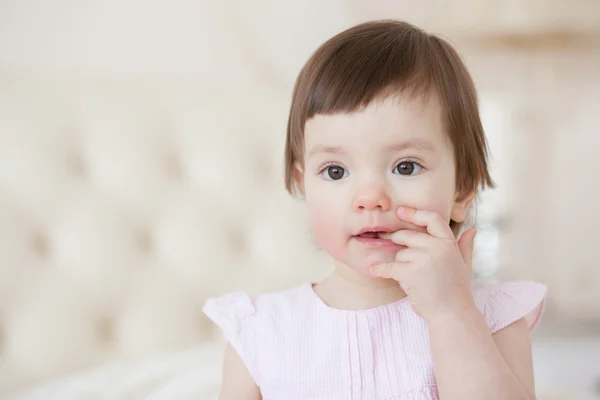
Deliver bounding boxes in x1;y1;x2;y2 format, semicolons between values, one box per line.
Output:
203;280;547;400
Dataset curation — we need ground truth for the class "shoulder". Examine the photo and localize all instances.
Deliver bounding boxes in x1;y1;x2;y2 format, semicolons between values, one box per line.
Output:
202;283;313;381
253;283;314;315
471;279;548;334
203;283;311;323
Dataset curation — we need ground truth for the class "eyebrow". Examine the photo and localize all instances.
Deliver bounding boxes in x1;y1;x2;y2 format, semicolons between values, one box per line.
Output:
307;139;435;158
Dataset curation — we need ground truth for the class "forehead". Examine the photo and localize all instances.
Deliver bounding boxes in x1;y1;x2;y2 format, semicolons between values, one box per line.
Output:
304;93;448;153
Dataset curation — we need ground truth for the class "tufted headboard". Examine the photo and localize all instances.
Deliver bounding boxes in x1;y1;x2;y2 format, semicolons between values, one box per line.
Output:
0;75;334;392
2;0;600;394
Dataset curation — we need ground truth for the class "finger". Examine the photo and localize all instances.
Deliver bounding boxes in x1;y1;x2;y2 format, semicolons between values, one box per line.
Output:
394;248;421;263
457;228;477;272
378;229;435;248
396;207;454;240
369;262;403;280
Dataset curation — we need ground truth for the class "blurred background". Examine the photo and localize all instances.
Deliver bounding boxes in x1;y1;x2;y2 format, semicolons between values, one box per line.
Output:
0;0;599;399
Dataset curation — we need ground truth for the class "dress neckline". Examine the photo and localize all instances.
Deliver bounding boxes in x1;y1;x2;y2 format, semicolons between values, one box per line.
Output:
302;282;411;314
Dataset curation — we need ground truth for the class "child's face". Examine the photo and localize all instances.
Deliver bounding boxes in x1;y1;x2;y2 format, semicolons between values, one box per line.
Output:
300;93;473;275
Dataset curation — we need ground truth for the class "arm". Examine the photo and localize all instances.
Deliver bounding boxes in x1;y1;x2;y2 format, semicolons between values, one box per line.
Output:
428;309;536;400
218;343;262;400
369;207;538;399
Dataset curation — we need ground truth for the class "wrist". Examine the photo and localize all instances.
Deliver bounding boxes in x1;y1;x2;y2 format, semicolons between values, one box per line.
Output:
424;297;479;327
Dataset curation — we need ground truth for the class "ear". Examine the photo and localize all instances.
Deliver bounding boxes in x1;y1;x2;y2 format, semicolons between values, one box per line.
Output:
292;164;305;197
450;190;476;223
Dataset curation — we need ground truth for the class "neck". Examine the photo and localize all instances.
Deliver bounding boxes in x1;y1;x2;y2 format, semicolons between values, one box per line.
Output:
313;261;407;310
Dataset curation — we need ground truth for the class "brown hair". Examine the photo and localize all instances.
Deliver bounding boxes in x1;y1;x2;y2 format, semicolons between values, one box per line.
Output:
284;20;495;233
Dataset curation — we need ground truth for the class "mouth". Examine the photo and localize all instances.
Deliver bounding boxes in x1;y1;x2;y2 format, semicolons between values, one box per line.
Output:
351;227;399;248
354;226;396;239
355;231;386;239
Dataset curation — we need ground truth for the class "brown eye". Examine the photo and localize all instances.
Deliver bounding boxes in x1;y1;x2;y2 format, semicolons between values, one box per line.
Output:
394;161;422;176
323;165;347;180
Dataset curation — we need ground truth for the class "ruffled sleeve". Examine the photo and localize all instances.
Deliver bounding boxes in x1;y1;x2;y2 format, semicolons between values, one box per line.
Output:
202;292;259;382
475;280;548;334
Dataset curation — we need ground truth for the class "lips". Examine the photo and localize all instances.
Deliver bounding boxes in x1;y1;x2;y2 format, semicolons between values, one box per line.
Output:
352;228;398;248
352;226;399;247
356;231;386;239
354;226;397;238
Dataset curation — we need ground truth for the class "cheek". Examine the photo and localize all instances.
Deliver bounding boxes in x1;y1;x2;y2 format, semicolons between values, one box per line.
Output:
305;189;347;259
416;197;453;221
396;179;455;221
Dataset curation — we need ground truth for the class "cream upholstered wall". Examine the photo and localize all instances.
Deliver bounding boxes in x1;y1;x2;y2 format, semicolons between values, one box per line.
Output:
0;75;342;392
1;0;600;395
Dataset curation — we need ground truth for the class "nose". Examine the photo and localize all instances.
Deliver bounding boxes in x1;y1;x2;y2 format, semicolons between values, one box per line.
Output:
352;185;392;212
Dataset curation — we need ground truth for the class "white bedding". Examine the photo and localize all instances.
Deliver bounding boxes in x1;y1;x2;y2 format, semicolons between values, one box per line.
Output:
7;337;600;399
7;341;226;400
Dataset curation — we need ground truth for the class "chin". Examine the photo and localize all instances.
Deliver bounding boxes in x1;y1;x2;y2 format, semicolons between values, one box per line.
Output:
343;251;397;275
365;252;396;267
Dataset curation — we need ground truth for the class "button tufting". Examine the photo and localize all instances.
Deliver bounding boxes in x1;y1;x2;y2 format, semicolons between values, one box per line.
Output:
226;229;246;256
65;152;87;179
251;155;272;183
165;153;184;180
135;230;154;256
96;316;115;344
30;231;49;259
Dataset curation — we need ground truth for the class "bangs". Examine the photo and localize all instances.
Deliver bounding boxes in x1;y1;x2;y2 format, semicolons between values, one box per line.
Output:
301;21;438;118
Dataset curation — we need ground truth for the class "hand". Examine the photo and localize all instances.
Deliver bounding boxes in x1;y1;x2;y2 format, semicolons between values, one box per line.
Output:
369;206;477;322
